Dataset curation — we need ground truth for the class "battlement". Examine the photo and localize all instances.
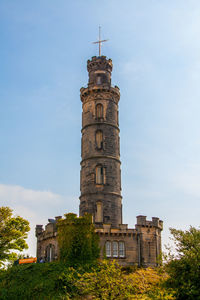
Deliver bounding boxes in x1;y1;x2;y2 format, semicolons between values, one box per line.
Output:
35;216;62;239
95;222;136;236
87;56;112;73
86;56;113;88
136;215;163;230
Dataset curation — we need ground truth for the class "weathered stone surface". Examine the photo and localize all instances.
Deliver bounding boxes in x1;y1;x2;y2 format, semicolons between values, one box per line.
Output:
80;56;122;227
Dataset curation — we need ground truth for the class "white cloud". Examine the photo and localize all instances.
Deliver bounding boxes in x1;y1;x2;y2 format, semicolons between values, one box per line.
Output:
0;184;78;256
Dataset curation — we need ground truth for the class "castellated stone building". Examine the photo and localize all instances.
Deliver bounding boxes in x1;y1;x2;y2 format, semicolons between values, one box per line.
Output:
36;55;163;267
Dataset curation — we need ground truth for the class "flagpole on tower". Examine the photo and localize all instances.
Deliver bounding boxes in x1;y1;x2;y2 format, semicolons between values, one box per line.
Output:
92;26;108;56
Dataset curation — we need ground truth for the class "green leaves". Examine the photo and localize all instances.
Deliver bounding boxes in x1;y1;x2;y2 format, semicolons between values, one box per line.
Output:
0;261;175;299
57;213;100;266
0;206;30;267
165;226;200;299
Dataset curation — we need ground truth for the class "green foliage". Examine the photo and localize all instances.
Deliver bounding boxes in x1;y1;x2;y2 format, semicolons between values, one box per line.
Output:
165;226;200;299
0;206;30;268
0;261;175;300
76;260;175;299
57;213;100;266
0;262;72;300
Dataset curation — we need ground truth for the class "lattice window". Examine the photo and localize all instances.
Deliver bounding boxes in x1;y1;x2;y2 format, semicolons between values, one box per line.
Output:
119;241;125;258
105;241;111;257
113;241;118;257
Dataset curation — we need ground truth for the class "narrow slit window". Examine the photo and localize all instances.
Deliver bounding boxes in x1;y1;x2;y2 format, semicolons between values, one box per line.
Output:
105;241;111;257
97;76;101;85
96;165;104;184
119;242;125;258
96;104;103;119
96;130;103;149
113;241;118;257
96;201;103;222
148;242;151;257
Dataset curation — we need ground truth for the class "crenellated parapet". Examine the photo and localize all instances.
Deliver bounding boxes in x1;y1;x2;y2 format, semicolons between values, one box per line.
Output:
136;215;163;230
87;56;112;74
35;217;62;240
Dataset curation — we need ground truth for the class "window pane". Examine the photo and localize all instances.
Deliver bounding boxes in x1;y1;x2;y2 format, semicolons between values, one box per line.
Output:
96;104;103;119
106;241;111;257
97;76;101;85
96;166;104;184
96;131;103;149
113;241;118;257
119;242;125;257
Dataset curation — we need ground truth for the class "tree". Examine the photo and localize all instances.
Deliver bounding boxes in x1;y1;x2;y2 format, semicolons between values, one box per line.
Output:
57;213;100;266
165;226;200;300
0;206;30;267
72;261;175;299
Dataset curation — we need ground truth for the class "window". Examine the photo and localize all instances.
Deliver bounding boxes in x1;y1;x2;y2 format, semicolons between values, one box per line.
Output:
113;241;118;257
119;242;125;258
45;244;55;262
96;130;103;149
96;75;101;85
105;241;111;257
148;242;151;257
105;241;126;258
96;165;105;184
96;201;103;223
96;104;103;119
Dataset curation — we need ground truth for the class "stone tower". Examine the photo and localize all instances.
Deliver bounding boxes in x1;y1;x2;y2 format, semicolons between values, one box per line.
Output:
79;56;122;227
35;54;163;267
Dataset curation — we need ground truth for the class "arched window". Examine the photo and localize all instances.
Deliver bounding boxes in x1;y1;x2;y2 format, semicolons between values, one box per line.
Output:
119;241;125;258
105;241;111;257
96;130;103;149
45;244;55;262
96;165;105;185
113;241;118;257
96;104;103;119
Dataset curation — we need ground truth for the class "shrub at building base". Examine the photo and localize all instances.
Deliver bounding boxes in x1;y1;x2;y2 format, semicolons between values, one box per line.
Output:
57;213;100;266
73;261;175;299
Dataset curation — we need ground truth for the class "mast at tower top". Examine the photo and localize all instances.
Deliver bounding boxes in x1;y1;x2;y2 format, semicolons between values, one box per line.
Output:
92;26;108;56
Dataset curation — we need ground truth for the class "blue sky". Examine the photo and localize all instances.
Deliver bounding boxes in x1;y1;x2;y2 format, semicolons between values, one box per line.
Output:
1;0;200;255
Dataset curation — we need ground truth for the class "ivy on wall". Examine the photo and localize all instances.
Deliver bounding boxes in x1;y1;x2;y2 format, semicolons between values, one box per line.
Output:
57;213;100;266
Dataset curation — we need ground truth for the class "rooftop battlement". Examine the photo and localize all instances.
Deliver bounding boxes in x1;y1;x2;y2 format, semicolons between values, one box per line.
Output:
136;215;163;229
87;56;112;73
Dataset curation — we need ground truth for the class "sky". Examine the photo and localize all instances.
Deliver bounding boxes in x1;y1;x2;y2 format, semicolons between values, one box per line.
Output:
1;0;200;256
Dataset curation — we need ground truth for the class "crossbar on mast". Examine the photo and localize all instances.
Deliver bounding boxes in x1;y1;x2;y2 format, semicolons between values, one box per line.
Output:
92;26;108;56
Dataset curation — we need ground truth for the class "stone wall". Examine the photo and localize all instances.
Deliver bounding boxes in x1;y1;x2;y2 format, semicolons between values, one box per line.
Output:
36;215;163;267
80;56;122;227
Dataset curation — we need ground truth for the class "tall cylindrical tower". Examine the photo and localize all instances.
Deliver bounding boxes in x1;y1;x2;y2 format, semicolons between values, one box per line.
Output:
80;56;122;227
